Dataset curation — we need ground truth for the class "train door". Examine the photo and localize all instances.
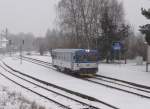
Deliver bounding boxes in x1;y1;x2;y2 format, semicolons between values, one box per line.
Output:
71;53;74;70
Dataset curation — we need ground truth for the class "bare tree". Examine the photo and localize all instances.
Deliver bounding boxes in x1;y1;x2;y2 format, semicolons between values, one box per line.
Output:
8;32;35;52
34;37;47;55
126;33;147;60
57;0;129;59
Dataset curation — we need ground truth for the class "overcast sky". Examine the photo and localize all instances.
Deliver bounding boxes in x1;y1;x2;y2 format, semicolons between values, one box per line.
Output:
0;0;59;36
121;0;150;32
0;0;149;36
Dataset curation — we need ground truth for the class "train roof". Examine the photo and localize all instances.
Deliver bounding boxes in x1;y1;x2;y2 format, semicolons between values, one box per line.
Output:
52;49;97;53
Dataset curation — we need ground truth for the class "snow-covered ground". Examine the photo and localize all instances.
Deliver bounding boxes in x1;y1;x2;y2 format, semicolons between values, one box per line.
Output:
0;79;46;109
0;57;66;109
24;55;150;87
24;55;52;63
98;62;150;87
1;56;150;109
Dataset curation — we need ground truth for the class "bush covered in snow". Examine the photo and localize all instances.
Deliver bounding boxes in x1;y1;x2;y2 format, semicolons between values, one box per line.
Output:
0;86;45;109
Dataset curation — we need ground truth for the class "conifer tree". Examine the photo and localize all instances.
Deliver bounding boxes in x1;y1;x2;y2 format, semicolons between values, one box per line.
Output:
140;8;150;45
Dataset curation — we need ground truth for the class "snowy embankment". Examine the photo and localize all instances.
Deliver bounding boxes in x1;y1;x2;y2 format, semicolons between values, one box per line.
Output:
98;62;150;87
0;59;65;109
0;85;45;109
24;55;52;63
2;56;150;109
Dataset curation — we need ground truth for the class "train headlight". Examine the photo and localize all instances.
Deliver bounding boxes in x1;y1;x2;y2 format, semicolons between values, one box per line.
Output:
86;49;90;52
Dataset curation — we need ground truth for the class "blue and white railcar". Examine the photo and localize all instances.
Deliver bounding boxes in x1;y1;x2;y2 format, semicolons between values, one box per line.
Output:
52;49;98;75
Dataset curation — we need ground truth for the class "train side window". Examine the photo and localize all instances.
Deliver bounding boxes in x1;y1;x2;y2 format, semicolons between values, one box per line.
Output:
65;53;67;61
69;54;70;61
64;55;66;61
73;56;75;60
64;56;66;61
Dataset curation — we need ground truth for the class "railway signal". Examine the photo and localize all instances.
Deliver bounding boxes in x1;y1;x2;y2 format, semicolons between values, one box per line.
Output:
20;40;25;64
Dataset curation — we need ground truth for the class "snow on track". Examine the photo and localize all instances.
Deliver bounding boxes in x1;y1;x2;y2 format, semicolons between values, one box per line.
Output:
25;55;150;87
24;55;52;63
0;69;63;108
20;56;150;99
98;63;150;87
0;62;107;109
0;65;71;109
1;61;118;109
3;57;150;109
87;77;150;99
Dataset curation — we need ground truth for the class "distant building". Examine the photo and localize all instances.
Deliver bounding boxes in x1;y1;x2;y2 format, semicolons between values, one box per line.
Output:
0;34;8;54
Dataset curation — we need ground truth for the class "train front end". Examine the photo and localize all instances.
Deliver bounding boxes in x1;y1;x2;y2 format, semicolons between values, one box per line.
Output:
73;49;98;76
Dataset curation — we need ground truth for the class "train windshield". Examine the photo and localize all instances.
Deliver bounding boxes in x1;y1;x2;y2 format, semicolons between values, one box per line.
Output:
76;51;98;62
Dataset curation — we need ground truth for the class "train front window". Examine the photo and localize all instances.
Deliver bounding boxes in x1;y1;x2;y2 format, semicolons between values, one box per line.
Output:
86;54;97;62
76;52;97;62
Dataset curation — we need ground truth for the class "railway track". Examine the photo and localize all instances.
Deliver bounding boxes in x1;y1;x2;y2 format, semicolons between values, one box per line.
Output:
0;62;105;109
1;60;119;109
22;56;52;65
16;56;54;69
0;65;70;109
95;74;150;90
14;56;150;100
84;77;150;99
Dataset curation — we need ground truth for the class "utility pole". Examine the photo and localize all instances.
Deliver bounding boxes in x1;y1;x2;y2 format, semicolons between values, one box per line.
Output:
5;28;8;39
9;40;12;56
20;40;24;64
0;33;2;49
